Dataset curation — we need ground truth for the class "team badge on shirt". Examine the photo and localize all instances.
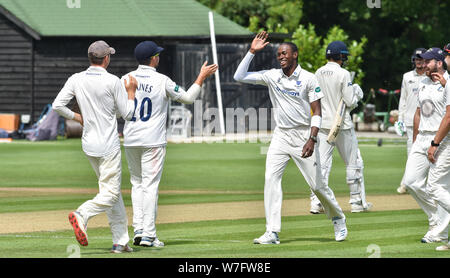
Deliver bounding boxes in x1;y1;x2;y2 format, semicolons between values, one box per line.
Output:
420;99;435;118
315;87;321;93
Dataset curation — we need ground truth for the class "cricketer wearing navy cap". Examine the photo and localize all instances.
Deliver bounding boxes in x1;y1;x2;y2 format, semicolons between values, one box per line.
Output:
326;41;350;62
420;47;448;87
134;41;164;63
121;41;217;248
419;47;446;62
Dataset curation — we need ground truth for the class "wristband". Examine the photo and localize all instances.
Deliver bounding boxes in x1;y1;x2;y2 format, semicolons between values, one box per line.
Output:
311;115;322;129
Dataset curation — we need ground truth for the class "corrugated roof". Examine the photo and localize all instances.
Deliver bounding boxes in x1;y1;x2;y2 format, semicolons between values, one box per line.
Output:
0;0;251;37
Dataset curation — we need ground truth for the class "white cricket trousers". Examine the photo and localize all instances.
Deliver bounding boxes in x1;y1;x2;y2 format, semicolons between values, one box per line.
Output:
77;148;130;246
312;128;368;207
125;146;166;238
400;126;414;186
264;126;345;233
404;132;450;239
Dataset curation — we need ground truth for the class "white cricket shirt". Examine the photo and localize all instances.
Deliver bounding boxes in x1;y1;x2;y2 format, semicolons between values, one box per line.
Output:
52;66;135;157
234;52;323;129
398;69;427;127
417;76;448;132
122;65;196;147
315;62;355;130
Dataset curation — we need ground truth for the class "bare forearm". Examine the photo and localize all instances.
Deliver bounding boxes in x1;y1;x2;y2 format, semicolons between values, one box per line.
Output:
413;109;420;142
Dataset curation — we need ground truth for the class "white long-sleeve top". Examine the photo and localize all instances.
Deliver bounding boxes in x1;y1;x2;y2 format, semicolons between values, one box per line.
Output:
314;62;356;130
52;66;135;157
234;52;323;129
121;65;201;147
398;69;427;127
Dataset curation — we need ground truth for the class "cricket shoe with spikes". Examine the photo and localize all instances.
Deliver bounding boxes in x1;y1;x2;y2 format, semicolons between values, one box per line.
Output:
68;211;88;246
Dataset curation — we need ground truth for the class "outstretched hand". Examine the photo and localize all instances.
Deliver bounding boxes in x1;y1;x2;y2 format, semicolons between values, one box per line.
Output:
250;31;269;54
199;61;218;78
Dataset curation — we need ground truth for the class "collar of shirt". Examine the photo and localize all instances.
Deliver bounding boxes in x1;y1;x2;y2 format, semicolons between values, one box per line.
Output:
281;65;301;79
326;61;341;68
87;66;107;73
138;65;157;72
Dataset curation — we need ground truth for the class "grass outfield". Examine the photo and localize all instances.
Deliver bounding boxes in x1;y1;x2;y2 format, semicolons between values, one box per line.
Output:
0;210;447;258
0;138;448;258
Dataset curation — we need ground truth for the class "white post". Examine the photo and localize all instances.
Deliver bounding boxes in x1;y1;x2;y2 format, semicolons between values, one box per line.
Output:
208;11;225;135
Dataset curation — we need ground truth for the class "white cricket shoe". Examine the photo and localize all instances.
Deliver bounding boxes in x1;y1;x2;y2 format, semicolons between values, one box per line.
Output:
140;236;165;247
397;185;407;194
253;231;280;245
421;225;447;243
111;244;133;254
310;202;325;214
436;244;450;251
333;218;348;242
133;229;143;246
351;202;373;213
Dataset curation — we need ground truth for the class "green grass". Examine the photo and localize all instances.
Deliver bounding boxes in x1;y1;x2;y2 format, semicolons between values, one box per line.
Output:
0;138;407;213
1;138;444;259
0;209;448;258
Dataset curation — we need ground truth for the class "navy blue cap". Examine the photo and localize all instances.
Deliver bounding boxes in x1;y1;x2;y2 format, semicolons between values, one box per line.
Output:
134;41;164;62
326;41;349;56
413;48;427;58
418;47;445;62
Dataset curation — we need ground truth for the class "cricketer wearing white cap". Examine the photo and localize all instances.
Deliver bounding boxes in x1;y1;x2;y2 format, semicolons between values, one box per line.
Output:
52;40;138;253
121;41;217;247
311;41;371;214
234;32;347;244
396;48;428;194
403;47;450;244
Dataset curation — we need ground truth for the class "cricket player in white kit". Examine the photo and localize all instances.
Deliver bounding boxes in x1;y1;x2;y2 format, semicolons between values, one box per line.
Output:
52;41;137;253
426;43;450;251
396;48;428;194
234;32;347;244
121;41;218;247
403;47;450;244
311;41;371;214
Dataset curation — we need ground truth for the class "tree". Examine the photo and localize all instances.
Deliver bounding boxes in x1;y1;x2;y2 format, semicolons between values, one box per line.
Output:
292;25;367;85
197;0;303;33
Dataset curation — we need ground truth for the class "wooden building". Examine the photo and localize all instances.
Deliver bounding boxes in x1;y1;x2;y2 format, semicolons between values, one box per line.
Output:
0;0;282;132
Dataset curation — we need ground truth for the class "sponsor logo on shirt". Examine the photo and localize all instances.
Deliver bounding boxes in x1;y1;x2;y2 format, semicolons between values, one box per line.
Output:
174;85;180;92
136;75;150;78
86;73;101;76
315;87;321;93
274;85;299;97
320;70;334;76
347;82;352;87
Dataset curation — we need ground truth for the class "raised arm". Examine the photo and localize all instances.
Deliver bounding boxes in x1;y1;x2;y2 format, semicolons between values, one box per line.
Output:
233;31;269;85
166;61;218;104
